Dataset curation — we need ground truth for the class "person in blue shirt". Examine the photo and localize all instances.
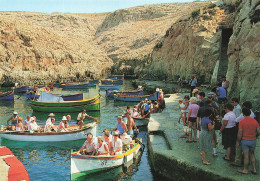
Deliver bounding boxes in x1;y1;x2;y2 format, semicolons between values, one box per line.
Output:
217;82;227;117
190;76;197;97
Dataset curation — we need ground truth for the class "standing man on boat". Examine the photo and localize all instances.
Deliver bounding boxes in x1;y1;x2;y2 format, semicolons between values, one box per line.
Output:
112;116;127;135
77;110;97;129
7;111;20;131
125;112;139;137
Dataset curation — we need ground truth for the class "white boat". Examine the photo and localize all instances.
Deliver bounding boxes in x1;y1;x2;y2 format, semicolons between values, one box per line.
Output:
1;123;96;142
70;138;143;180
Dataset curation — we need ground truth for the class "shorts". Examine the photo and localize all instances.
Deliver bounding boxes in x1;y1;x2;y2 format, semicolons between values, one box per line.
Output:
189;117;197;123
11;123;17;127
186;112;189;117
241;139;256;151
127;130;134;137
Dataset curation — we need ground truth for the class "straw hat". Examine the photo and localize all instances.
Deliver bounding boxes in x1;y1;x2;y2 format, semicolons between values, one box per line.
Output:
113;130;120;136
13;111;18;115
192;89;199;93
48;113;55;117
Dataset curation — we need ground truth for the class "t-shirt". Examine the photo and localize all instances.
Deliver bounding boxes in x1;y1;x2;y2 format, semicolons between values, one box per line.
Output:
201;117;212;131
217;87;226;98
112;138;123;152
190;79;197;86
189;104;199;118
77;112;88;121
233;104;242;118
144;104;150;112
223;111;236;128
235;110;255;123
58;121;65;129
239;117;260;140
82;140;97;153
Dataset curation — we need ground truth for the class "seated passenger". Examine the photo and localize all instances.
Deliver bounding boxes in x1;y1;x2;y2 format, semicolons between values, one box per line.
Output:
28;116;40;131
102;129;112;151
57;116;68;132
24;115;31;130
121;132;133;152
44;118;56;132
16;118;24;131
65;115;71;128
131;108;140;117
97;136;109;156
77;133;97;155
110;131;122;155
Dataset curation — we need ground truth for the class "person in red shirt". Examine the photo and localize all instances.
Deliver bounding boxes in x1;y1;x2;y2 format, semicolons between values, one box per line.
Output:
237;108;260;175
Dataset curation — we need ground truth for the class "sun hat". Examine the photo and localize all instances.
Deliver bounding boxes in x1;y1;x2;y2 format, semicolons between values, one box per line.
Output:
32;116;36;120
62;116;67;121
113;130;120;136
192;89;199;93
13;111;18;115
48;113;55;117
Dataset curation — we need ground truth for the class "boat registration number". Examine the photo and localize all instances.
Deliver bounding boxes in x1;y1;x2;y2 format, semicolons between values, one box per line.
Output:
100;160;107;166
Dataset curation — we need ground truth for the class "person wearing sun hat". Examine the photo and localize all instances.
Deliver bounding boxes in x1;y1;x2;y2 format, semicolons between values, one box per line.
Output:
192;88;200;102
110;131;123;155
57;116;68;132
7;111;20;131
46;113;55;125
121;132;133;151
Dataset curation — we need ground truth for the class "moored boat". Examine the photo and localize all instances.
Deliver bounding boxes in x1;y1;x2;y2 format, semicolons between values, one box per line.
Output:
61;83;96;89
99;85;120;90
106;88;144;97
31;93;101;112
25;92;84;101
1;123;96;142
122;116;149;127
14;86;29;93
88;80;99;84
0;91;14;100
101;79;123;84
109;75;124;80
114;92;159;102
70;138;143;180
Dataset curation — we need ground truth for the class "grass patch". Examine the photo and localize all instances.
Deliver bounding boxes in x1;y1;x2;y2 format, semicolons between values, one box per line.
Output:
191;9;200;18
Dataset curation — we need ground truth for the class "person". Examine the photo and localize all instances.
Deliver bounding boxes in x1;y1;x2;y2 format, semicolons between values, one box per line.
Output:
28;116;40;131
110;131;123;155
46;113;55;125
58;116;68;132
112;116;128;135
178;98;185;124
24;115;31;130
124;106;132;116
198;92;207;104
236;108;260;175
152;101;159;113
7;111;20;131
103;129;112;151
65;115;71;128
121;132;133;151
192;89;200;102
137;83;143;91
142;101;151;118
16;117;24;131
222;76;229;93
219;103;236;161
77;133;97;155
158;89;165;112
126;112;139;137
44;118;56;132
186;97;199;143
231;97;242;118
217;83;227;116
77;110;97;129
180;95;190;138
96;136;109;155
199;109;215;165
190;76;197;97
131;108;140;117
231;101;256;167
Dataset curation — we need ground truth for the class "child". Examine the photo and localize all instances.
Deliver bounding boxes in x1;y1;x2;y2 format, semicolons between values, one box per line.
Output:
178;99;185;124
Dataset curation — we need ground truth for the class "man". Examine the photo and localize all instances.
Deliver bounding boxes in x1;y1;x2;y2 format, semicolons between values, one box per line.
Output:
126;112;139;137
77;110;97;129
28;116;40;132
112;116;127;135
198;92;207;104
77;133;97;155
46;113;55;125
231;97;242;118
216;82;227;116
121;132;133;151
190;76;197;97
222;76;229;93
110;131;123;155
237;108;260;175
142;101;151;118
44;118;56;132
7;111;20;131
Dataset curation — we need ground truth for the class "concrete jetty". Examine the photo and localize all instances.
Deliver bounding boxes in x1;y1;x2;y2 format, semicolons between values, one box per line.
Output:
148;93;259;180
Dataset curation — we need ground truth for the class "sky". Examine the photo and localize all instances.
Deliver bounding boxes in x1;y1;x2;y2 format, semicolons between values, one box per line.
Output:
0;0;200;13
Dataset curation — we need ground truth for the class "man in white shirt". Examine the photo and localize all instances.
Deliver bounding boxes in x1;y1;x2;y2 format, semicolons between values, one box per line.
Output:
110;131;122;155
77;110;97;129
231;97;242;118
44;118;56;132
46;113;55;125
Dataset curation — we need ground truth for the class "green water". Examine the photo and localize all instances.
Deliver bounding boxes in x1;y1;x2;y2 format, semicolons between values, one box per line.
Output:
0;80;154;181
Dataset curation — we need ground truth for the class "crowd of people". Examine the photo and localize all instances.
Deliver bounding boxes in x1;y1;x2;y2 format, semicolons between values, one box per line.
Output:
177;76;260;175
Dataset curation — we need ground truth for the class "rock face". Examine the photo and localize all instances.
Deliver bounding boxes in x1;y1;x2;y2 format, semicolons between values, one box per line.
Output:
0;12;112;85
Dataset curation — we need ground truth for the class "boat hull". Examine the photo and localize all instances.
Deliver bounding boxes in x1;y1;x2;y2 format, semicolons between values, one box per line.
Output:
1;123;96;142
106;89;144;97
61;83;95;89
25;93;84;101
14;86;29;93
99;85;120;90
0;91;14;100
114;92;159;102
71;138;142;180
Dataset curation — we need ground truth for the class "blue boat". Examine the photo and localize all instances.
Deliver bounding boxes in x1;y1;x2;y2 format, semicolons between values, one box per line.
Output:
99;85;120;90
106;88;144;97
61;83;96;89
0;91;14;100
114;92;159;102
101;79;123;84
14;86;29;93
109;75;124;79
88;80;99;84
25;93;84;101
112;79;124;84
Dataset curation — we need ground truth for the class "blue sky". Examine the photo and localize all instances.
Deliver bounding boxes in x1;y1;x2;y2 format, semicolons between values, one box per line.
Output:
0;0;198;13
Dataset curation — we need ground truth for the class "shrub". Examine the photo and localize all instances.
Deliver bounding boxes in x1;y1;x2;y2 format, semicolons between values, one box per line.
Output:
191;9;200;18
208;4;216;9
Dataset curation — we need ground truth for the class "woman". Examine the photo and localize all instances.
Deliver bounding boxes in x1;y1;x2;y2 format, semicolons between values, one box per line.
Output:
102;129;112;151
65;115;71;128
199;109;215;165
16;117;24;131
24;115;31;130
180;95;190;138
97;136;109;155
158;89;165;112
186;97;199;143
220;103;237;161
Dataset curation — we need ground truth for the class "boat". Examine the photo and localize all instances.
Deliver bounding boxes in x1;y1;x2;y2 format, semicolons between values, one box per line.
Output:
25;92;84;101
88;80;99;84
70;137;143;180
122;116;149;127
14;86;29;93
106;88;144;97
101;79;123;84
114;92;159;102
99;85;120;90
31;93;101;112
112;79;124;84
109;75;124;79
1;123;96;142
61;83;96;89
0;91;14;100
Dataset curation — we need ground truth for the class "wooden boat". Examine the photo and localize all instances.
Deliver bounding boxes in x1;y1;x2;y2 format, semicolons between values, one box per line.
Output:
88;80;99;84
122;116;149;127
70;138;143;180
14;86;29;93
30;94;101;112
61;83;96;89
106;88;144;97
25;92;84;101
109;75;124;79
1;123;96;142
0;91;14;100
99;85;120;90
112;79;124;84
114;92;159;102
